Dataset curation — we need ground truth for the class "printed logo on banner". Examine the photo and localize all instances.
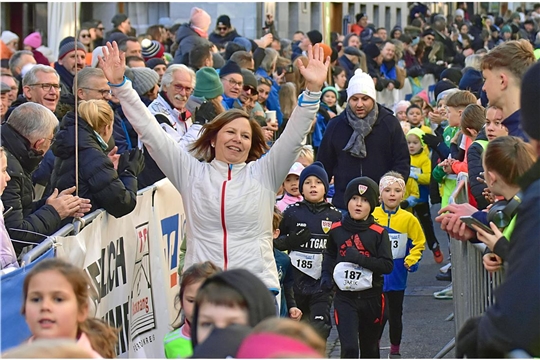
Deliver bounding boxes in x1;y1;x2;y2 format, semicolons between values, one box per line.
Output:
161;213;186;287
130;223;156;340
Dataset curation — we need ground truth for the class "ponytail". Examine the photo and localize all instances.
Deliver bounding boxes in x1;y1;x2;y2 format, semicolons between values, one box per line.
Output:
80;318;119;358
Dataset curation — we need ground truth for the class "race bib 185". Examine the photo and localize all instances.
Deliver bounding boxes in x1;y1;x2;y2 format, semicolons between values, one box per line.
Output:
289;251;322;280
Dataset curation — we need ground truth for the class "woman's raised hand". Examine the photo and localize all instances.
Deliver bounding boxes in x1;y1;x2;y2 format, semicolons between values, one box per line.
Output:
98;42;126;85
297;44;330;92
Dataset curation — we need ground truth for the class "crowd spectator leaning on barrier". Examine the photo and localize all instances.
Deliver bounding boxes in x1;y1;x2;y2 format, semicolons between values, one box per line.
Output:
99;41;330;293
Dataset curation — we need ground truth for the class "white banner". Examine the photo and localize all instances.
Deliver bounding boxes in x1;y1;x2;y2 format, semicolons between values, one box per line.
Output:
56;182;185;358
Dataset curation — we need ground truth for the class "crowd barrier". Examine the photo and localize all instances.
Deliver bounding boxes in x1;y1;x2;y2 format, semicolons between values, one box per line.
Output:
376;74;436;110
435;173;505;358
0;179;186;358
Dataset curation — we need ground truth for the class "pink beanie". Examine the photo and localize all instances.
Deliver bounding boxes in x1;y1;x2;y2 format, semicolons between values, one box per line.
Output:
190;7;211;32
23;32;42;49
236;333;323;358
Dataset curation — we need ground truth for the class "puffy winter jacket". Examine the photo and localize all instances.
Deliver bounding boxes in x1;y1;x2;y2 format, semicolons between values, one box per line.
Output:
173;24;209;65
50;111;138;218
113;79;320;291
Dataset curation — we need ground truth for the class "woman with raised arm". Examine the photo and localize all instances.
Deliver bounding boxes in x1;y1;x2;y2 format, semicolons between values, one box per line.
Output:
99;42;329;294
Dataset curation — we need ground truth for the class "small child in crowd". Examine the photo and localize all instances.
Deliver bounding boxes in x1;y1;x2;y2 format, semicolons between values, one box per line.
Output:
322;177;393;358
320;86;342;117
394;100;411;123
164;261;221;358
274;162;341;340
406;104;432;135
406;128;442;263
22;258;118;358
276;162;305;212
373;171;426;357
271;207;302;321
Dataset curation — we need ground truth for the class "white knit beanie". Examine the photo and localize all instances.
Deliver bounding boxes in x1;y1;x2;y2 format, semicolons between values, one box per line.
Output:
1;31;19;45
346;69;376;101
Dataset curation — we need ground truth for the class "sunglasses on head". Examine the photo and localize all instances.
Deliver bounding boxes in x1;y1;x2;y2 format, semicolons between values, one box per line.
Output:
243;85;256;94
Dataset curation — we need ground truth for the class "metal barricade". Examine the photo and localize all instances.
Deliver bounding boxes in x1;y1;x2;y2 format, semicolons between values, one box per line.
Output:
435;173;505;358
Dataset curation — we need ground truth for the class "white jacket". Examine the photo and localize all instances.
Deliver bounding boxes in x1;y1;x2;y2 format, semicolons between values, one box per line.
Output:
114;80;320;290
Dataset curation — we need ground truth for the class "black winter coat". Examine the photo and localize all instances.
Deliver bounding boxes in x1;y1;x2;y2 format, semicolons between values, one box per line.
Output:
1;124;62;253
209;28;240;47
467;129;489;210
50;112;137;218
317;104;410;210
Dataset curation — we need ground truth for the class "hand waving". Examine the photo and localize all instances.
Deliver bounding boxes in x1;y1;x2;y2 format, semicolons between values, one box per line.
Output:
98;42;126;85
297;44;330;92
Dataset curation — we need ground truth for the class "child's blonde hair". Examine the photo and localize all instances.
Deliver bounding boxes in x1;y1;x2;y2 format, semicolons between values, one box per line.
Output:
78;99;114;133
297;145;314;165
21;258;118;358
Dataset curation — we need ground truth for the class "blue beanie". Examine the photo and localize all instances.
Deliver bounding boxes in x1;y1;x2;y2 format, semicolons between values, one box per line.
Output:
299;161;329;197
233;37;252;52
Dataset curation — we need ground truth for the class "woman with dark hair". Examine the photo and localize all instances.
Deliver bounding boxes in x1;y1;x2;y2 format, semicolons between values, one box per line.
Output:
99;42;330;294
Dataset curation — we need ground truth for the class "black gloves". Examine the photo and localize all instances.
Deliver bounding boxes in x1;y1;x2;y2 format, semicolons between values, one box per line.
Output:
423;133;442;149
118;148;145;177
320;274;334;292
193;101;218;126
288;226;312;248
343;247;364;265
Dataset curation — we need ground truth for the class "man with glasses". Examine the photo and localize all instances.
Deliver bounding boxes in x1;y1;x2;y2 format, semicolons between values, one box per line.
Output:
235;69;261;116
219;60;243;110
55;37;87;95
209;15;240;48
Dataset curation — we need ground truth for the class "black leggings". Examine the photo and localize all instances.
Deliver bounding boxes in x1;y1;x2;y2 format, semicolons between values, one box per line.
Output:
295;291;333;340
413;202;439;251
381;290;405;346
334;292;385;358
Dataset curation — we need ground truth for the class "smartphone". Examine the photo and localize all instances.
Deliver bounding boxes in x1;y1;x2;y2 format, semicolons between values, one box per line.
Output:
285;64;294;73
460;216;495;235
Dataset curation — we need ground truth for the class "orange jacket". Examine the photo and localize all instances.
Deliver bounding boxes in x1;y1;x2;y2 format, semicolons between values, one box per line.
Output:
0;40;14;60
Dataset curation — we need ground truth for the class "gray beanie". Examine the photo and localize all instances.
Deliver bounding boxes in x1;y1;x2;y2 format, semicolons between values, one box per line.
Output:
58;37;86;60
128;67;159;96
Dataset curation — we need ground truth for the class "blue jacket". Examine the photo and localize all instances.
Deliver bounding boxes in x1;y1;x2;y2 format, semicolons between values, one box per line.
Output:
221;94;237;110
317;105;410;210
503;109;528;142
255;68;283;126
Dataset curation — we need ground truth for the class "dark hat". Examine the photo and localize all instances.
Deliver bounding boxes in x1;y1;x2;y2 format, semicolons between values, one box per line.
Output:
434;80;457;100
344;46;362;57
344;177;379;214
371;36;384;45
440;67;463;86
363;43;380;59
241;69;257;90
145;58;166;69
217;15;231;28
212;52;225;70
1;82;10;94
520;61;540;140
233;37;252;52
331;46;339;63
58;36;86;60
299;161;329;197
356;13;367;22
112;13;128;27
458;69;483;98
194;67;224;99
399;34;412;44
219;60;242;78
107;32;128;44
127;67;159;96
360;27;374;44
422;28;435;37
307;30;323;45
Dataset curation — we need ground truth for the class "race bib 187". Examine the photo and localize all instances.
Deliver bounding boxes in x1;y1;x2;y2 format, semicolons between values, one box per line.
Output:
333;262;373;291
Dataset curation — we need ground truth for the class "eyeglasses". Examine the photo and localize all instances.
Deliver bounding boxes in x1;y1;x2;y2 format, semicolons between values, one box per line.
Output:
80;87;112;96
81;34;91;38
97;27;105;31
28;83;61;92
172;84;193;94
243;85;256;95
223;77;243;88
217;26;227;31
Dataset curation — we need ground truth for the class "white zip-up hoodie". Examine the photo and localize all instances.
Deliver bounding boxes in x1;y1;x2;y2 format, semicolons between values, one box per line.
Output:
114;80;320;290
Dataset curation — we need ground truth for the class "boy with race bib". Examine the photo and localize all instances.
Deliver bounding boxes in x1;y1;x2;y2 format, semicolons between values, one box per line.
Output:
321;177;393;358
373;171;426;358
273;161;341;340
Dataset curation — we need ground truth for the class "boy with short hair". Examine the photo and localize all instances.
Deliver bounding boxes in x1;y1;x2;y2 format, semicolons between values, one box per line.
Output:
406;104;432;135
273;161;342;341
322;177;394;358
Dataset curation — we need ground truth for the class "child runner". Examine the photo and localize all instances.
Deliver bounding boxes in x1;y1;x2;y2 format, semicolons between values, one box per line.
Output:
276;162;305;212
164;261;221;358
373;171;426;358
322;177;393;358
22;258;118;358
274;161;341;340
271;207;303;321
406;128;442;263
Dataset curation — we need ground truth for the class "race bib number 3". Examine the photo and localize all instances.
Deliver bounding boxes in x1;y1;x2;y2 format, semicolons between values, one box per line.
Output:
290;251;323;280
333;262;373;291
389;233;407;259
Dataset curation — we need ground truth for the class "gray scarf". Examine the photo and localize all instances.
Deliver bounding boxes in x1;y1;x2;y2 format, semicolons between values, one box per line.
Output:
343;103;379;158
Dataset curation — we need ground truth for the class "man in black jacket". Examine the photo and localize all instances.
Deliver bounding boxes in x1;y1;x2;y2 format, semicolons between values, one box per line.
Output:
317;69;410;211
1;102;91;255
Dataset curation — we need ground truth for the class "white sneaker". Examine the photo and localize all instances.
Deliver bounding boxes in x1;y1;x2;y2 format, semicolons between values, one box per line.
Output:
433;284;453;299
